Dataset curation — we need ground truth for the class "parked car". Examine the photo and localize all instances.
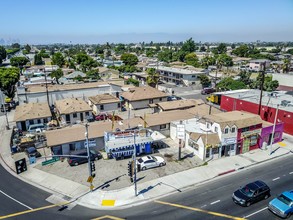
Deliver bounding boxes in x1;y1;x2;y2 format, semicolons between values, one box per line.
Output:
25;146;41;158
268;190;293;218
232;180;270;207
95;113;110;121
67;148;102;166
137;155;166;171
167;96;177;101
28;123;46;133
201;87;216;95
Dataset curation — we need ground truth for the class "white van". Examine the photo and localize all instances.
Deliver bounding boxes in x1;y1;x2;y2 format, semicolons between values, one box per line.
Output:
28;124;46;133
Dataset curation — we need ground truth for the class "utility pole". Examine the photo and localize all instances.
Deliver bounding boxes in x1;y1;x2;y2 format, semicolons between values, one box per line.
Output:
44;72;50;107
177;121;185;161
258;62;266;115
269;104;279;155
85;123;94;191
133;130;137;196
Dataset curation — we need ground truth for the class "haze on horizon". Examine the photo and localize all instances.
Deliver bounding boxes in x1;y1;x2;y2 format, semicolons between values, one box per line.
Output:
1;0;293;44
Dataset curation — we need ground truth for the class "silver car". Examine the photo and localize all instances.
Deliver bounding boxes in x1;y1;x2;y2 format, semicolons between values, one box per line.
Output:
137;156;166;171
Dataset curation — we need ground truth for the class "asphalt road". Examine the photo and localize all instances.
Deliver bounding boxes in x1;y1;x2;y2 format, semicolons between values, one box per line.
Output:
0;154;292;219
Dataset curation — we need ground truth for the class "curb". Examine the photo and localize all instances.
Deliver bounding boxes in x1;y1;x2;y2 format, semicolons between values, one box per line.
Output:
218;169;236;176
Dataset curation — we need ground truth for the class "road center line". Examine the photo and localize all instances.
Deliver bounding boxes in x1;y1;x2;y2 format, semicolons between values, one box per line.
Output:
289;172;293;175
244;207;267;218
272;177;280;181
0;189;32;210
210;200;221;205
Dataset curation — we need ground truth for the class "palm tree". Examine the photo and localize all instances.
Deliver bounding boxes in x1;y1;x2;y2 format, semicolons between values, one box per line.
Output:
282;58;290;73
146;68;160;88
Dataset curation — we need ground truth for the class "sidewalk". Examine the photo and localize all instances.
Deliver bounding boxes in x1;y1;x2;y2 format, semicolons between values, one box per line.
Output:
0;112;292;210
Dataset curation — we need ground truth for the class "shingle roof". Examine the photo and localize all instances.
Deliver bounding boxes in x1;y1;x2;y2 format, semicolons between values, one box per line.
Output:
144;110;195;127
185;104;222;117
55;98;92;114
14;103;51;122
121;86;168;101
88;94;120;105
190;132;220;147
157;99;201;111
45;118;145;146
204;111;262;130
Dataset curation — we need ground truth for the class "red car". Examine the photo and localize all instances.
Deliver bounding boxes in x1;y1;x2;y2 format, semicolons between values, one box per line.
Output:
95;113;111;121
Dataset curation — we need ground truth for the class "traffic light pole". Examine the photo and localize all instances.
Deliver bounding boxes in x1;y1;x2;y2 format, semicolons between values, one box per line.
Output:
85;123;93;191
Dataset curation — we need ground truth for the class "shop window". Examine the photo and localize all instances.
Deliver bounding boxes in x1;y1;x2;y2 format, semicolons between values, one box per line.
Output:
159;98;162;101
85;112;89;116
250;135;258;146
212;147;219;154
206;150;210;158
29;120;34;124
149;99;154;104
188;139;199;151
73;113;77;118
100;105;104;110
242;127;249;132
43;118;48;123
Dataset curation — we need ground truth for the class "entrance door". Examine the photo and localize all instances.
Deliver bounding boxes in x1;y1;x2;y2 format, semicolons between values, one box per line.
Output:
80;113;84;122
21;121;26;131
242;138;250;153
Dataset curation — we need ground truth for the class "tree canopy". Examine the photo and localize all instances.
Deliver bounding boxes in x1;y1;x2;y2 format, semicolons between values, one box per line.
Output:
120;53;138;66
0;46;7;64
52;52;65;67
0;67;20;98
34;54;43;65
184;53;199;67
50;68;63;84
198;74;211;88
216;77;247;91
181;38;196;53
10;57;29;68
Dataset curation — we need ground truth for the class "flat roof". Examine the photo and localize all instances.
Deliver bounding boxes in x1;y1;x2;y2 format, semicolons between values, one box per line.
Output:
157;66;205;75
221;89;293;113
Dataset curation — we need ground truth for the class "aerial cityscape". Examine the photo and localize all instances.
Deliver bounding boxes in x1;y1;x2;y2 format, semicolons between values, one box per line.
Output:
0;0;292;219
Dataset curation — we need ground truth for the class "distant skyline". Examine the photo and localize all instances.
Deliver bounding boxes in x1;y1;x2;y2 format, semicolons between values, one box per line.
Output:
1;0;293;44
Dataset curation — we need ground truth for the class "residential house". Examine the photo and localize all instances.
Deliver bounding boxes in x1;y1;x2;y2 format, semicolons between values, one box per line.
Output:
17;81;122;105
121;86;169;110
153;99;203;113
14;102;52;131
157;66;209;87
88;94;121;115
45;118;145;155
55;98;92;125
249;59;271;72
97;67;120;80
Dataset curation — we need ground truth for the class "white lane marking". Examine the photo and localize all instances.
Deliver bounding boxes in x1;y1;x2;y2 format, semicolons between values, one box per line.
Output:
201;204;207;208
272;177;280;181
210;200;220;205
0;189;32;210
289;172;293;175
244;207;268;218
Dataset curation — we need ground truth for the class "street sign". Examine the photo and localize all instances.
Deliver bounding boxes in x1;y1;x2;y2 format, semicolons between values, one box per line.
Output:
87;176;93;183
15;158;27;174
177;124;185;139
41;157;59;166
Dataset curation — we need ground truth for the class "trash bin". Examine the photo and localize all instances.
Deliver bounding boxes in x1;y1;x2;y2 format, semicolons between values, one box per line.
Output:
11;145;18;153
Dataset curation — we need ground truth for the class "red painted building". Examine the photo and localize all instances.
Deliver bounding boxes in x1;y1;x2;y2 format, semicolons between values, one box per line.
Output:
219;90;293;135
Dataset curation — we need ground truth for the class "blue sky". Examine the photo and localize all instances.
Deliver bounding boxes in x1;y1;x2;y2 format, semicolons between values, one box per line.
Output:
1;0;293;44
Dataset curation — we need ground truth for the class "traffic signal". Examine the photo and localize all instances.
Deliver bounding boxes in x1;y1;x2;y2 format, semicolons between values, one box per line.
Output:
90;161;96;173
128;161;133;177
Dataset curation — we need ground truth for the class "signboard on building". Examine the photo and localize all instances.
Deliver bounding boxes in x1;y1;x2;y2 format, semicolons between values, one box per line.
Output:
15;158;27;174
223;137;237;145
241;129;261;138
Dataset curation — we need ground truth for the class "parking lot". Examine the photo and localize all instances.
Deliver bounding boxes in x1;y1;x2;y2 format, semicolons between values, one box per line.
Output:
34;145;203;191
